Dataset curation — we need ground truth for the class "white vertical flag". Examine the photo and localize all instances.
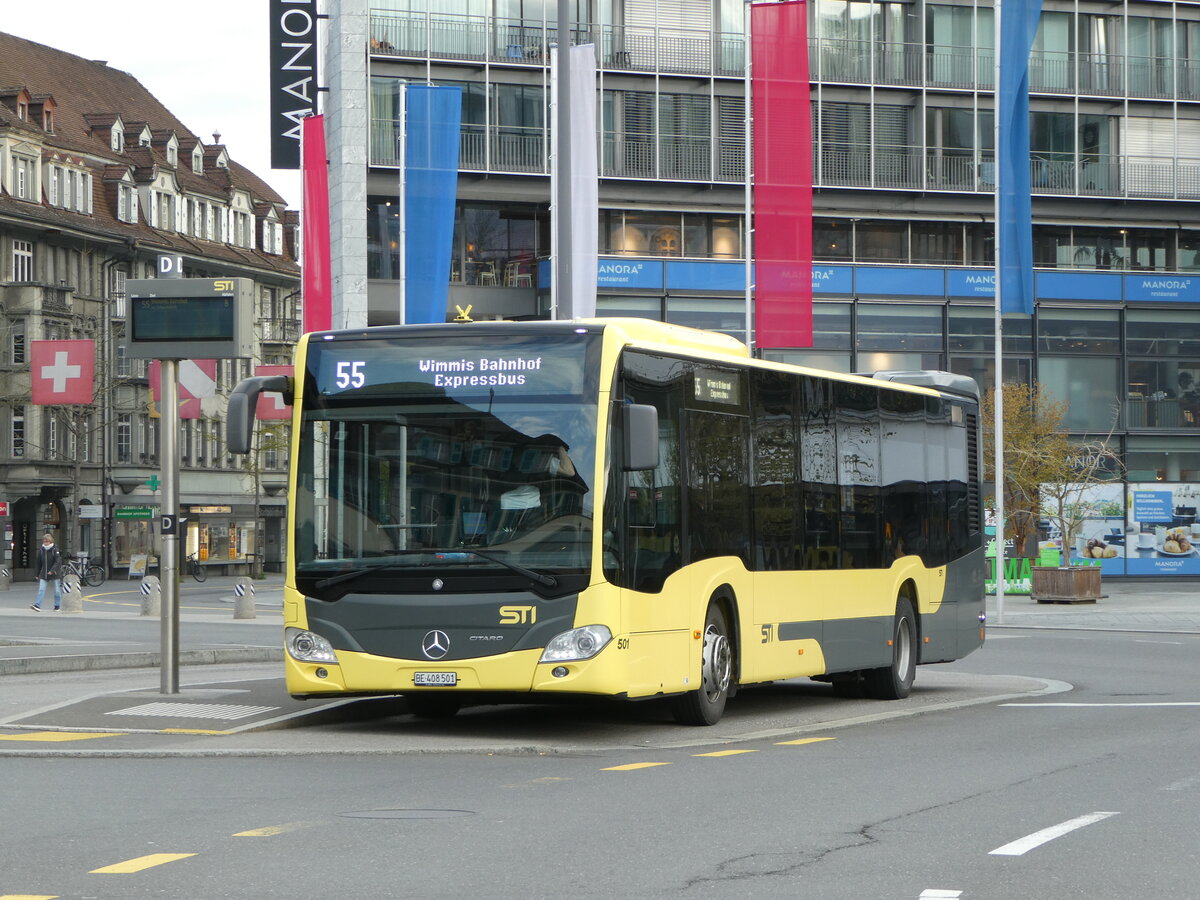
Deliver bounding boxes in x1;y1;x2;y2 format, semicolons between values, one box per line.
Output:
551;44;598;319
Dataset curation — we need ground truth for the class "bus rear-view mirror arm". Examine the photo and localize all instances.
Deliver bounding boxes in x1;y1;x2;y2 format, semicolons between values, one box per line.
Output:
623;403;659;471
228;375;293;454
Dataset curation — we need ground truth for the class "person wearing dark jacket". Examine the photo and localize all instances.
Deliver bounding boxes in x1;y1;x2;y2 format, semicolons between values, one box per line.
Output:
31;533;63;611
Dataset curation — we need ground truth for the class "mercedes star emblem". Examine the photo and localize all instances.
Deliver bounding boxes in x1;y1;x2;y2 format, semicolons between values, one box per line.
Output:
421;630;450;660
432;578;444;591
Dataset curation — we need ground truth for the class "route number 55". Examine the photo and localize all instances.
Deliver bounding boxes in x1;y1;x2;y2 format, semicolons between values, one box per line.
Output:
335;361;366;389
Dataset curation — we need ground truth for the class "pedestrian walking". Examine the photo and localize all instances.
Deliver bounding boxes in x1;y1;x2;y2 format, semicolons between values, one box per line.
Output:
31;533;63;611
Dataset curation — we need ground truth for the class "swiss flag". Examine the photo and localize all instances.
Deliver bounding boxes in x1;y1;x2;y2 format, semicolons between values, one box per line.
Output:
150;359;217;420
31;340;95;405
255;365;293;420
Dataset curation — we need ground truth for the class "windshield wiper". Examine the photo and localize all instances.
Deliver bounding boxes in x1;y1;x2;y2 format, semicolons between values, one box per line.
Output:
312;562;411;590
461;549;557;588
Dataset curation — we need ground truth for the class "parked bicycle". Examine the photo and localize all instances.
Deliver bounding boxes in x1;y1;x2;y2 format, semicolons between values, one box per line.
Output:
63;554;106;587
186;552;208;583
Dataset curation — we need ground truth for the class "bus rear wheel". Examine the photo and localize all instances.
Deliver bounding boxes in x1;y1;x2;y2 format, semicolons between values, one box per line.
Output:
863;596;916;700
670;603;733;726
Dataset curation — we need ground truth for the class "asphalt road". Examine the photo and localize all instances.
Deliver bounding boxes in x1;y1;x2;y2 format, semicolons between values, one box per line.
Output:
3;627;1199;899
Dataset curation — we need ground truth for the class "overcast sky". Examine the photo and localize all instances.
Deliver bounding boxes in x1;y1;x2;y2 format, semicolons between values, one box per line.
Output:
5;2;303;208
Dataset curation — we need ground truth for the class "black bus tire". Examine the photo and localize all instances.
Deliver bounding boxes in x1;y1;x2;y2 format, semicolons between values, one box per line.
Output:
864;596;917;700
670;602;733;726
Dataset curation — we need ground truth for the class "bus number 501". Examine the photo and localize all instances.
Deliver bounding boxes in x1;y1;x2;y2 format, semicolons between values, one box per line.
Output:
335;361;366;389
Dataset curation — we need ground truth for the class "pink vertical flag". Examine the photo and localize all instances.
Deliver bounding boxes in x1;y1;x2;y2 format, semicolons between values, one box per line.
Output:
751;1;813;348
302;114;332;333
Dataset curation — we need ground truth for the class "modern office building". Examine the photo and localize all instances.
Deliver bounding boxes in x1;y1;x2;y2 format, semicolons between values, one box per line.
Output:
0;32;301;580
351;0;1200;577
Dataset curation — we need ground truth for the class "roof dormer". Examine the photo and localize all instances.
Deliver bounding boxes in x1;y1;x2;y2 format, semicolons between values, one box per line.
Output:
191;143;204;175
85;113;126;153
29;94;57;133
0;87;33;121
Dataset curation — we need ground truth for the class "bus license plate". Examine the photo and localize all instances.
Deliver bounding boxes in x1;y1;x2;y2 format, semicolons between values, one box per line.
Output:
414;672;457;686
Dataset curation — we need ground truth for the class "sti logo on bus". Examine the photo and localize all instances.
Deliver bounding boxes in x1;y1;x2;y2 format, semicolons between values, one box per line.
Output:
500;605;536;625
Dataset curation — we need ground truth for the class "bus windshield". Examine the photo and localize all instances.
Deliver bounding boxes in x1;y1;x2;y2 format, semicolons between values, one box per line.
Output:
294;331;601;595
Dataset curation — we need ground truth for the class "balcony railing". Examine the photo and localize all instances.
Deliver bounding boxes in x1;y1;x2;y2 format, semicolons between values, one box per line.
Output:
810;38;1200;101
259;319;300;343
371;11;1200;100
370;12;745;78
816;145;1200;200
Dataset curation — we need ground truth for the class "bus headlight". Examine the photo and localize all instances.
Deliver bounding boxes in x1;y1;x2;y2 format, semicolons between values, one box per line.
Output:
286;627;338;663
539;625;612;663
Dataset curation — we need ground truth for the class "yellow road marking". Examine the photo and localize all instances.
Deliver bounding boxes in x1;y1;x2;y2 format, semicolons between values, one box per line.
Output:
161;728;233;735
601;762;671;771
693;749;759;757
775;737;836;746
0;894;59;899
233;821;315;837
90;853;196;874
0;732;123;743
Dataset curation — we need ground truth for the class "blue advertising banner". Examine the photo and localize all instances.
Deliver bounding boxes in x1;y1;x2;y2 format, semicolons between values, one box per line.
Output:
1126;483;1200;576
1036;271;1123;301
812;265;853;295
665;261;742;291
855;266;944;297
404;84;462;325
1125;274;1200;303
596;259;663;290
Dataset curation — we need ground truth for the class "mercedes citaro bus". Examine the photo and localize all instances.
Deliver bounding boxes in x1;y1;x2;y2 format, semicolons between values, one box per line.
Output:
229;318;984;725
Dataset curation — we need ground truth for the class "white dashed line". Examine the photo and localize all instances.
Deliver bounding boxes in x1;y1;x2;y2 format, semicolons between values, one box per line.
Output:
989;811;1119;856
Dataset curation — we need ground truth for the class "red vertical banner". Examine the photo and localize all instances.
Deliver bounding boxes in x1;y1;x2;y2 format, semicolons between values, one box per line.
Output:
302;114;332;333
751;0;813;349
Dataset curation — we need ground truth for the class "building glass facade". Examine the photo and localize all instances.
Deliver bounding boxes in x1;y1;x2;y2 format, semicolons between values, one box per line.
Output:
361;0;1200;576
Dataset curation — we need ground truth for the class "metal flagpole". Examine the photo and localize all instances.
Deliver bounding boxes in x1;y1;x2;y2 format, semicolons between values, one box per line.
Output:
553;0;572;319
743;0;753;349
993;0;1006;625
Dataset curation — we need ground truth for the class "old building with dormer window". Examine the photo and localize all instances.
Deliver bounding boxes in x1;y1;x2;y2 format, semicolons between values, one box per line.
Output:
0;30;301;582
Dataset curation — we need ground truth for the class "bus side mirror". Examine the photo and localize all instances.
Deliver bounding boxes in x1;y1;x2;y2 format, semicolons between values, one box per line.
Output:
622;403;659;471
227;375;292;454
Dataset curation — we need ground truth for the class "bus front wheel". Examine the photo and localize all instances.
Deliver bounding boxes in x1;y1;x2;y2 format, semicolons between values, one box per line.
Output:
670;603;733;726
864;596;916;700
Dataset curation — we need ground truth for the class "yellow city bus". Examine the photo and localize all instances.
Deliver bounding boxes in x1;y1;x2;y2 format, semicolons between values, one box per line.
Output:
229;318;984;725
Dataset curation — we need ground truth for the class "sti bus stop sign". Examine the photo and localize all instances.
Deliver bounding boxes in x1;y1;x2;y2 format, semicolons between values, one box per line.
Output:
124;277;254;360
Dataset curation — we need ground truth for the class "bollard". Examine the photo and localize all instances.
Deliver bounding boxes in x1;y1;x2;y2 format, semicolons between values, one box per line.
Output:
140;575;161;616
0;565;10;591
233;577;256;619
61;573;83;614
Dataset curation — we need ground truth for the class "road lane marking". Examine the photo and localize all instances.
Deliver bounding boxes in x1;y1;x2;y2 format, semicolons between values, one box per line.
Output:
919;891;962;898
602;762;671;771
989;811;1119;856
1160;774;1200;791
693;749;759;757
0;894;59;899
90;853;196;874
0;731;123;742
776;737;836;746
234;821;316;837
1002;702;1200;707
1134;639;1184;645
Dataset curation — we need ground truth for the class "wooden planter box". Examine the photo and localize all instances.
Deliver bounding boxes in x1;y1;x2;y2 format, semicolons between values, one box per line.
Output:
1031;565;1101;604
